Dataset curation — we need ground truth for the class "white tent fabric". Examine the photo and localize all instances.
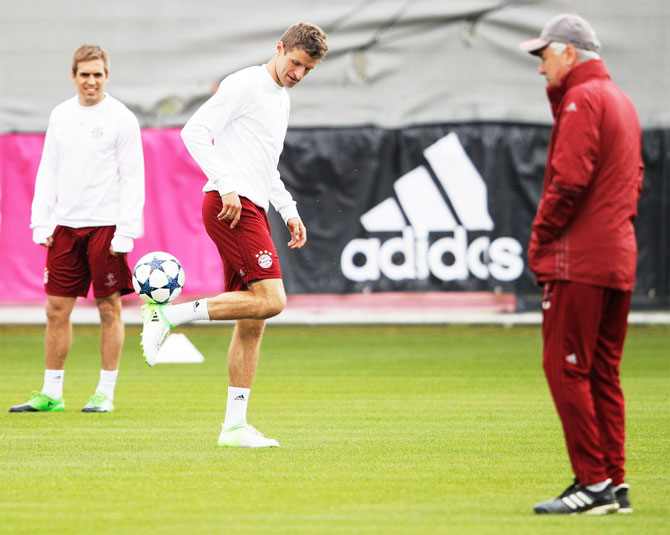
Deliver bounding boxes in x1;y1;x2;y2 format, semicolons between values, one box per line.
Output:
0;0;668;132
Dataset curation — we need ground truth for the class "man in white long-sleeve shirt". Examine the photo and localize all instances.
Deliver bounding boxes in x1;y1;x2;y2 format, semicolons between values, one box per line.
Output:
10;45;145;414
141;23;328;447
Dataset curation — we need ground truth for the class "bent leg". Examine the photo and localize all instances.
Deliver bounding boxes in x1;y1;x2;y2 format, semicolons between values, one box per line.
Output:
45;295;77;369
206;278;287;321
97;292;124;371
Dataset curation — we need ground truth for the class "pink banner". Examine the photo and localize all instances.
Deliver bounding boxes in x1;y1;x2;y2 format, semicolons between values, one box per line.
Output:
0;129;225;302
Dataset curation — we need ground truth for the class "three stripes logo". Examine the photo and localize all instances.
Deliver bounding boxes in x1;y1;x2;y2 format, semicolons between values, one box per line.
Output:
340;133;524;283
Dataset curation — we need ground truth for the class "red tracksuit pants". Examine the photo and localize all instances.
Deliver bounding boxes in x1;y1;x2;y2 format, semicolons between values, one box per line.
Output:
541;280;632;487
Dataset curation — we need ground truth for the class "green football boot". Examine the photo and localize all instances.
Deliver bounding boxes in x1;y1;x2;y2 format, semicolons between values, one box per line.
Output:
217;423;280;448
9;391;65;412
82;392;114;413
141;303;172;366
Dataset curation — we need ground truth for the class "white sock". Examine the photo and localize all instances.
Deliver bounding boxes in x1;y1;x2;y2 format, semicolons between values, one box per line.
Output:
95;369;119;399
162;299;210;327
586;478;611;492
223;387;250;429
42;369;65;399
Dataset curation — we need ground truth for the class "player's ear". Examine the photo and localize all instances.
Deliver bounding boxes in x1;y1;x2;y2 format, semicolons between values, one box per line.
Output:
276;41;285;56
565;44;579;65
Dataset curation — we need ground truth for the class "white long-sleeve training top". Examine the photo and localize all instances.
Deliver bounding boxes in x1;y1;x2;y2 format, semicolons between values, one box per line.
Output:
180;65;299;223
31;94;145;253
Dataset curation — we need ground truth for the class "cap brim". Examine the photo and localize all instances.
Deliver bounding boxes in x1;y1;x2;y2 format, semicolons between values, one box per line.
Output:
519;37;548;55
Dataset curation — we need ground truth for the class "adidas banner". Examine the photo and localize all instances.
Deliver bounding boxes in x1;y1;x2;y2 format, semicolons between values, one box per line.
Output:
270;123;669;308
0;124;666;307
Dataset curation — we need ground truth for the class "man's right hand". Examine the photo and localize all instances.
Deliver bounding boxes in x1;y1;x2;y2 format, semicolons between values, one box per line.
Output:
41;236;54;248
218;191;242;229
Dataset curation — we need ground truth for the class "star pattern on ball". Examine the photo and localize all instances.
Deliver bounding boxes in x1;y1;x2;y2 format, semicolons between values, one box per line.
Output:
165;274;181;292
139;277;158;296
149;257;167;271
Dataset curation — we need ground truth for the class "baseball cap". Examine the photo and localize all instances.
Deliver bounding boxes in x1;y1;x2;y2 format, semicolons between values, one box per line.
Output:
519;13;601;55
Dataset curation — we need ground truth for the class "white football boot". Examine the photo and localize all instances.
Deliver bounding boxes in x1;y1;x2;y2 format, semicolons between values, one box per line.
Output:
140;303;172;366
217;424;280;448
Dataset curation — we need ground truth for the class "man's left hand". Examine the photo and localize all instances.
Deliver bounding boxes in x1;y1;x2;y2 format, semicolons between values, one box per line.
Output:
287;217;307;249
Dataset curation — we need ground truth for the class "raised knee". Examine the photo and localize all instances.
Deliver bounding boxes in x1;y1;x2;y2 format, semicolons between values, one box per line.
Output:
262;293;286;318
249;280;286;319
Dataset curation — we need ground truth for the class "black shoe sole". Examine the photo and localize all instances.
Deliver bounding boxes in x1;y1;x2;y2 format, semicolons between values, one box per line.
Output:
534;502;619;515
9;406;39;412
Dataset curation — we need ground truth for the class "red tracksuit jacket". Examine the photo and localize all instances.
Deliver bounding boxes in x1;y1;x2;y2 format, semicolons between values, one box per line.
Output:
528;59;643;291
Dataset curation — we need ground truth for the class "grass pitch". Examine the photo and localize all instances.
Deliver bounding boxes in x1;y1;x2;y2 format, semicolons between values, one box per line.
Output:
0;324;668;535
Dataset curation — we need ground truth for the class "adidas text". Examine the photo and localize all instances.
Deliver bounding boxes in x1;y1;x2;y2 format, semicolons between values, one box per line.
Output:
342;226;522;282
340;133;524;283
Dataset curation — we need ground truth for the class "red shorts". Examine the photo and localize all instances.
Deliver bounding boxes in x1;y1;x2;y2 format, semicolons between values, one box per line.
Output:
45;225;134;298
202;192;282;292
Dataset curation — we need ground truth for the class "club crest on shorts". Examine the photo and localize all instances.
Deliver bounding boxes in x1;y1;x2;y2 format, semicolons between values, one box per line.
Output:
105;273;117;287
256;250;273;269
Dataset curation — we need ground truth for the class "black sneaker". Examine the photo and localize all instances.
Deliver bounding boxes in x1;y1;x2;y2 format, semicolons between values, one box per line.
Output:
534;480;620;515
613;484;633;514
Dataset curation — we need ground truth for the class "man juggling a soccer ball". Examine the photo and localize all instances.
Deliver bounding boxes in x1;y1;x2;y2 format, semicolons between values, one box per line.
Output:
141;23;329;448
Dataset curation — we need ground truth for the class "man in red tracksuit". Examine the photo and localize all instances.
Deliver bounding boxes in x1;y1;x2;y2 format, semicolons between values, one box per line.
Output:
519;14;643;515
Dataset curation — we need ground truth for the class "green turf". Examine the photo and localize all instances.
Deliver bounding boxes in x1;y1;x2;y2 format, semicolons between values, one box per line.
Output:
0;324;668;535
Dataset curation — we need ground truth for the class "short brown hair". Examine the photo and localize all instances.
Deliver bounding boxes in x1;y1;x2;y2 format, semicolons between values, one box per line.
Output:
72;45;110;75
280;23;329;60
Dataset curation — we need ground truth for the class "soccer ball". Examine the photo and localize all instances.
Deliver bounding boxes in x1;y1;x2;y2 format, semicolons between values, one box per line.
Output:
132;251;185;304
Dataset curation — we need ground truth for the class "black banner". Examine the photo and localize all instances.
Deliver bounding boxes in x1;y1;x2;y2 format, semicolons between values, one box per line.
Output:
271;124;669;309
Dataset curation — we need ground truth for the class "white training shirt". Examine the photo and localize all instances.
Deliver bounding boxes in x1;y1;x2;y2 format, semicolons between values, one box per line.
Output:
31;94;145;253
180;65;299;223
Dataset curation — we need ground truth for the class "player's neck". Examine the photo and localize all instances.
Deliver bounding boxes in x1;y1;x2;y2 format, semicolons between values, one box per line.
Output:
265;61;282;87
